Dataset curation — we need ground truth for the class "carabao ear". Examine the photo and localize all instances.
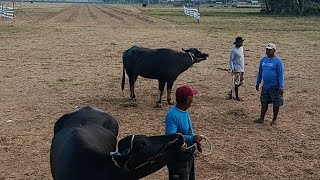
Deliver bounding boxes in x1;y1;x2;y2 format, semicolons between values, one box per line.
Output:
182;48;190;52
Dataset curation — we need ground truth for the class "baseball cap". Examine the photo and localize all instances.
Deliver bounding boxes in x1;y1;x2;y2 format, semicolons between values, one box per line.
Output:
176;85;198;101
266;43;276;50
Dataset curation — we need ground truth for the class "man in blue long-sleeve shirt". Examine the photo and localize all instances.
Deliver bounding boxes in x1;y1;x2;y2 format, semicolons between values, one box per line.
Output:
165;85;202;180
255;43;284;126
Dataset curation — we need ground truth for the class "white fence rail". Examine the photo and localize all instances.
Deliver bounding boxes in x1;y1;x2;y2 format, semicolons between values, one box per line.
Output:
183;6;200;22
236;2;262;8
0;2;20;20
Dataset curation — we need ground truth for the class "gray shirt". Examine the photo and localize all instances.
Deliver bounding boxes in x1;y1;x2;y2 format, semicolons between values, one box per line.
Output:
229;46;244;72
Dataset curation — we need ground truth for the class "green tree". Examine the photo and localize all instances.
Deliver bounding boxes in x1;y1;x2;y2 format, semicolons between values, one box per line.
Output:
263;0;320;15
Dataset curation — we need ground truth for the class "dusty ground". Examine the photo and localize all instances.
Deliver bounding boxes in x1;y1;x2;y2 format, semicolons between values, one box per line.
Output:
0;3;319;180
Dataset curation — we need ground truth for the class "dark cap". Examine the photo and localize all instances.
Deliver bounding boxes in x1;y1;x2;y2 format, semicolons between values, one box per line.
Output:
176;85;199;102
233;37;244;44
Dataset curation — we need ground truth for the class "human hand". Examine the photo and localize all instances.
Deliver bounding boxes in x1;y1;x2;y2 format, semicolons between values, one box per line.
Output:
193;135;202;143
256;85;259;91
196;142;202;153
279;89;284;95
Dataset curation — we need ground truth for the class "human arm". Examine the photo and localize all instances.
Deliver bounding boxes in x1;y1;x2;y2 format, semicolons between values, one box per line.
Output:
278;59;285;91
193;135;203;153
193;135;202;143
256;59;263;91
241;47;245;71
229;49;235;72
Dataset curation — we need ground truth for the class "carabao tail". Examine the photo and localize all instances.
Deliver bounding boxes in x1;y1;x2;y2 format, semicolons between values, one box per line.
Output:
121;67;125;91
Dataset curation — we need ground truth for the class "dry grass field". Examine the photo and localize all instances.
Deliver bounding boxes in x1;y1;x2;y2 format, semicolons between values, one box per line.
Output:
0;3;319;180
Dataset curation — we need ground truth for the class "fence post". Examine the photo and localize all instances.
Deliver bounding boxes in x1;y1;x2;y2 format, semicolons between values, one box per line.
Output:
197;0;200;23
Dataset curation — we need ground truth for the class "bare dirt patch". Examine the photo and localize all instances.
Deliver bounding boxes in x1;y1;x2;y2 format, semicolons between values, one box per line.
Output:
0;3;319;180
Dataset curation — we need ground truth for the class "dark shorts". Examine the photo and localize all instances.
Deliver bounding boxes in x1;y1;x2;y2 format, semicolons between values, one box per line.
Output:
260;87;283;107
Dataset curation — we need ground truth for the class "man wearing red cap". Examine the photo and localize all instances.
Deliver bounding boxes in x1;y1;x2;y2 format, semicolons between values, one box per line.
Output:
165;85;203;180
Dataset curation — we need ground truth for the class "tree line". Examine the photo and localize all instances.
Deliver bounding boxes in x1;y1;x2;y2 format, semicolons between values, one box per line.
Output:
263;0;320;15
102;0;320;16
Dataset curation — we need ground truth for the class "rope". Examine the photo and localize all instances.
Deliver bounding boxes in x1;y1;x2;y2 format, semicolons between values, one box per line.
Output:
199;135;212;156
186;135;212;156
130;135;135;150
188;52;195;63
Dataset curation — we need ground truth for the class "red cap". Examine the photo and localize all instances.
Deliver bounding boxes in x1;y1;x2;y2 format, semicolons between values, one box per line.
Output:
176;85;198;101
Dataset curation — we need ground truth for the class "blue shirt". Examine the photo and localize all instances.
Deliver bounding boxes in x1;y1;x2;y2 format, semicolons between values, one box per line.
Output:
165;105;195;143
256;56;284;90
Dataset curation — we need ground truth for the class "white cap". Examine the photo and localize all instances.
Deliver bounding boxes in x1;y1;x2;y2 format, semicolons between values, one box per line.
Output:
266;43;276;50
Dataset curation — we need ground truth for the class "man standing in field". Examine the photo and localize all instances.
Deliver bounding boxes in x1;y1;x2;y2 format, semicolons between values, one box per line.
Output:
255;43;284;126
165;85;203;180
228;36;245;101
